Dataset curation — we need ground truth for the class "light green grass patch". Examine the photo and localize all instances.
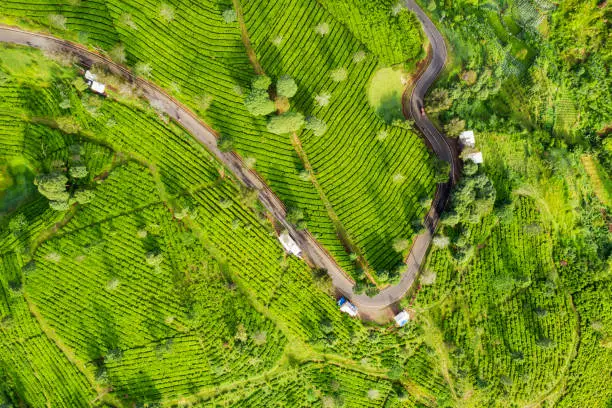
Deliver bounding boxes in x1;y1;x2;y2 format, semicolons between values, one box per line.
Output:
0;45;65;83
367;66;406;123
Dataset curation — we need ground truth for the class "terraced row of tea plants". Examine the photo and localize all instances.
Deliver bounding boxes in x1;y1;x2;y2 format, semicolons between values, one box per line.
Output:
0;46;448;406
241;0;435;280
0;0;436;283
196;363;416;407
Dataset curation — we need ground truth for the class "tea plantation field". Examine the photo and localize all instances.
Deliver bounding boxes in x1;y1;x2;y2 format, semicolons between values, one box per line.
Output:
0;45;452;407
0;0;435;284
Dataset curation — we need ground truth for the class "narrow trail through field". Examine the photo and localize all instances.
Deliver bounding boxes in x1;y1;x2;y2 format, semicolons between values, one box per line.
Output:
0;0;457;318
289;132;377;286
232;0;264;75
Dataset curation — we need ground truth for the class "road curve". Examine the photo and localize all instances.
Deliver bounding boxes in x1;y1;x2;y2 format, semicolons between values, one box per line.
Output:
0;4;456;318
405;0;460;184
0;25;357;299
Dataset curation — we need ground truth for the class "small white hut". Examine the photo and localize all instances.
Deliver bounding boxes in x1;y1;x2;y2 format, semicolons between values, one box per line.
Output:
459;130;476;148
394;310;410;327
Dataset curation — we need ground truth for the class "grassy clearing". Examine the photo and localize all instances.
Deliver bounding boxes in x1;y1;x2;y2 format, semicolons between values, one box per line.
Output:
581;154;611;206
367;66;407;123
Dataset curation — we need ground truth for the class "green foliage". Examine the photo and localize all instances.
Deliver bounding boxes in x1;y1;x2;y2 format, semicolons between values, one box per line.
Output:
34;172;69;202
69;165;88;179
443;117;465;137
276;74;297;98
266;111;305;135
73;189;94;204
252;75;272;90
449;172;496;224
55;116;81;134
222;8;237;24
244;89;275;116
305;116;327;136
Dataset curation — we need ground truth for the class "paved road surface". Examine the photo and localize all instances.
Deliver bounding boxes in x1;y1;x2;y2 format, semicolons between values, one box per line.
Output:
0;3;457;317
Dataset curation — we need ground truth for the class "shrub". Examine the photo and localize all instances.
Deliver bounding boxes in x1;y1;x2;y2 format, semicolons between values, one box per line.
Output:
9;214;28;237
120;13;138;30
48;14;67;30
392;173;406;184
432;235;450;248
315;22;330;36
266;111;305;135
315;92;331;107
271;35;283;46
391;2;404;16
134;62;152;78
305;116;327;136
222;9;237;23
196;94;214;111
56;116;81;134
244;89;275;116
276;75;298;98
420;269;437;285
69;165;88;179
392;238;410;252
109;44;127;64
159;3;175;23
252;331;267;345
218;134;234;152
463;160;479;176
330;67;348;82
444;117;466;137
146;251;164;267
365;285;380;297
74;189;94;204
49;200;70;211
35;172;69;202
353;50;367;63
252;75;272;90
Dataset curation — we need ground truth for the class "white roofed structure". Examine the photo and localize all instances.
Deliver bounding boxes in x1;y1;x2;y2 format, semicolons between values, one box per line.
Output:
394;310;410;327
279;230;302;257
459;130;475;148
465;151;484;164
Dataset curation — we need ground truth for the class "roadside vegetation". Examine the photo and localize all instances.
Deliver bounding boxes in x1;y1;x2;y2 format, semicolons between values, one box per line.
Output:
408;0;611;406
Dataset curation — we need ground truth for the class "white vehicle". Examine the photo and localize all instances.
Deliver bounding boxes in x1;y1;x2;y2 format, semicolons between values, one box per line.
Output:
337;297;358;317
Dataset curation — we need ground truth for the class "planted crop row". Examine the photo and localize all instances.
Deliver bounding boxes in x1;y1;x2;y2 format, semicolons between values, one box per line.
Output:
0;251;94;407
243;0;435;275
1;0;434;280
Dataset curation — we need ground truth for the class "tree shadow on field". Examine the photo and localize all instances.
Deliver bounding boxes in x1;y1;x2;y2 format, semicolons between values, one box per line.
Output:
375;91;403;124
116;371;162;407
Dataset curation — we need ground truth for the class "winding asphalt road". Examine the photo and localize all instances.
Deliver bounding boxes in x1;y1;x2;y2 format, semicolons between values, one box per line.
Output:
0;2;456;318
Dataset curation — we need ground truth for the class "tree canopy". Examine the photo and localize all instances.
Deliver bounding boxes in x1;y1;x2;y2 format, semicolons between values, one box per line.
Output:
244;89;275;116
266;111;305;135
276;75;298;98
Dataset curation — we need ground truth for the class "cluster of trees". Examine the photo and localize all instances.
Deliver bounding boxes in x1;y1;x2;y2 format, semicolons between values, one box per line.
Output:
438;160;496;264
242;74;327;137
34;145;95;211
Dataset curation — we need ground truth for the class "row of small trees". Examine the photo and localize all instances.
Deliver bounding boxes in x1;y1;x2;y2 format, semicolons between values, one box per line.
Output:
34;144;95;211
